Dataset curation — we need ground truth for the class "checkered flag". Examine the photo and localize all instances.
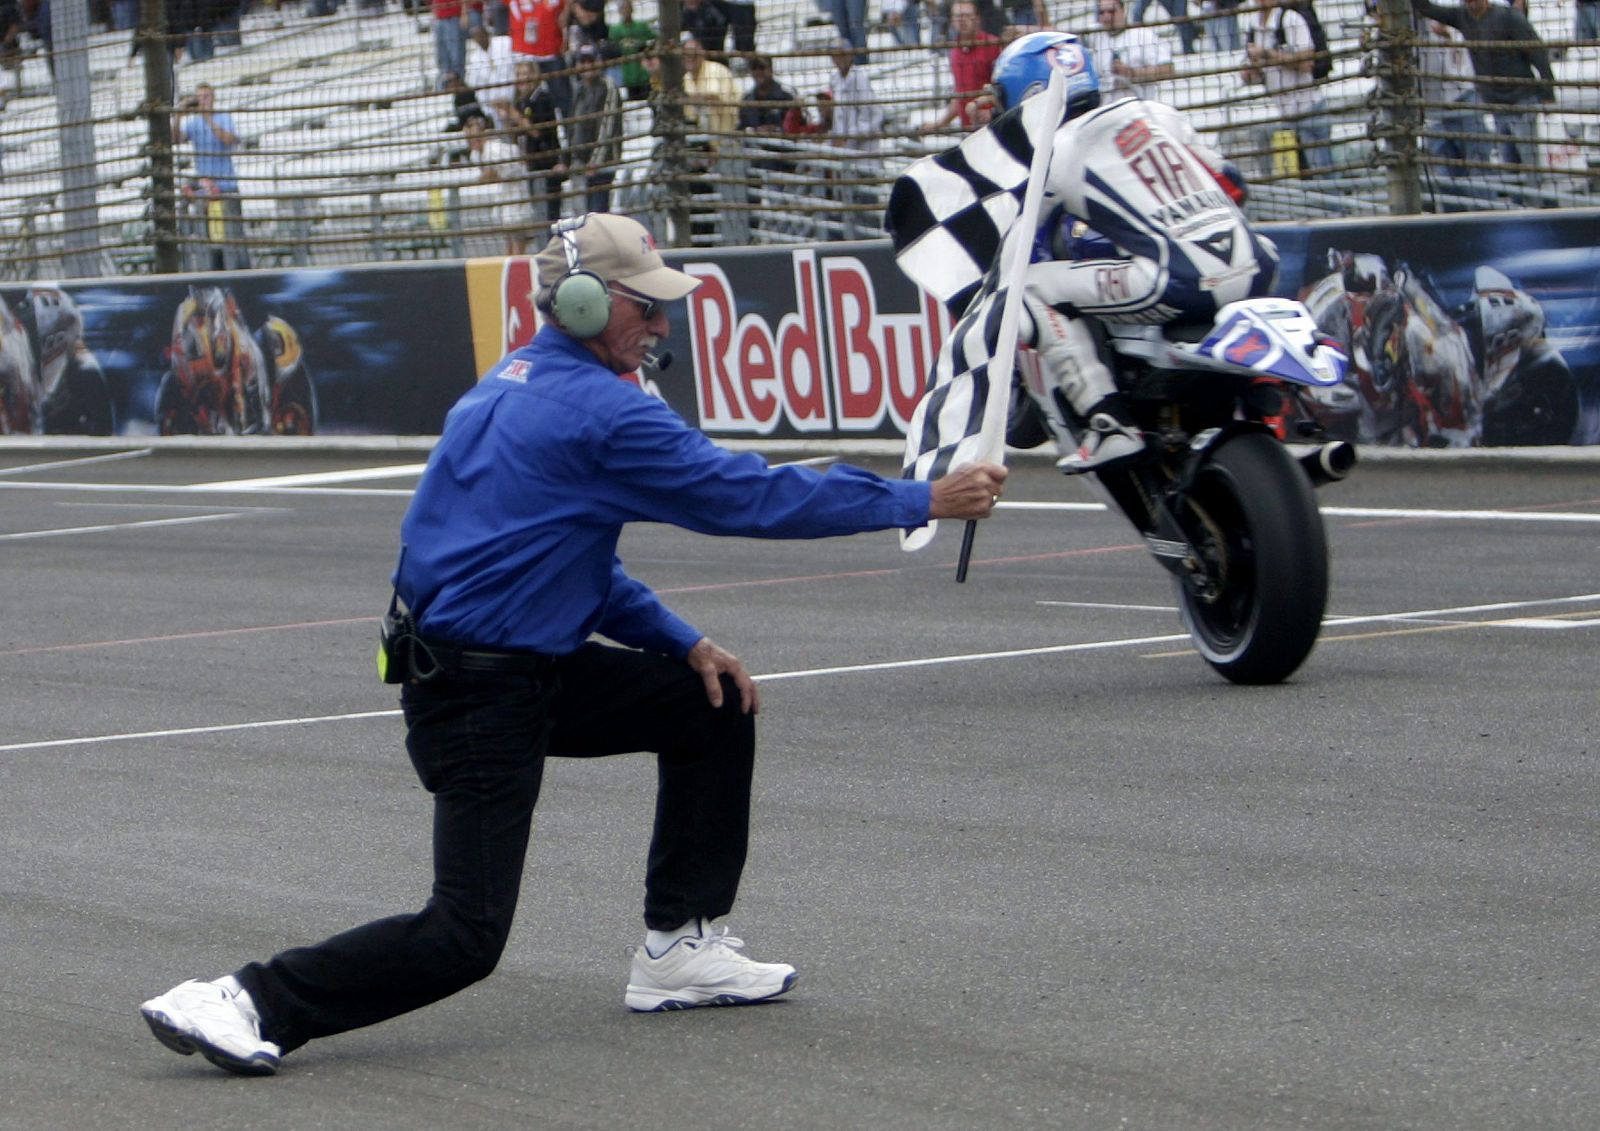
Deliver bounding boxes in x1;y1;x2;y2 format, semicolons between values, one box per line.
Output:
886;105;1039;319
886;80;1066;551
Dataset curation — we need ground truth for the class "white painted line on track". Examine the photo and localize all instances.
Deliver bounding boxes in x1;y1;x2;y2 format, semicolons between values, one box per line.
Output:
1322;505;1600;523
756;632;1194;683
992;499;1600;524
0;480;414;497
1323;592;1600;626
0;512;254;541
0;448;154;476
0;710;403;753
994;501;1107;513
1038;600;1178;612
194;464;428;489
0;479;1596;523
7;589;1600;753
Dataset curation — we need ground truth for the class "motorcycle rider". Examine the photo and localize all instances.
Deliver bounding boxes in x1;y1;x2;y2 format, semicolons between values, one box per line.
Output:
992;32;1281;471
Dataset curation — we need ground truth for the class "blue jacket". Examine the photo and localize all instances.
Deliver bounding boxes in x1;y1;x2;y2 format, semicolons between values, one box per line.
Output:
396;326;932;656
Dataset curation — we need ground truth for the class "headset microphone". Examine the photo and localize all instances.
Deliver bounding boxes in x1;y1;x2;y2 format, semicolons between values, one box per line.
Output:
642;349;673;371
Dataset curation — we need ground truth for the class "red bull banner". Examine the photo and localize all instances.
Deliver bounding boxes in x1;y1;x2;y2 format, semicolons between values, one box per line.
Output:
5;210;1599;445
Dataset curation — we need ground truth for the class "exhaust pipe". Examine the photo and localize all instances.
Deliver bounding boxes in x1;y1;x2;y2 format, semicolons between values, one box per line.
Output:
1292;440;1357;487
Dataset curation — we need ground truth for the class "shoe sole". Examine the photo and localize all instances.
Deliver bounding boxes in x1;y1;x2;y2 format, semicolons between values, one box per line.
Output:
1058;448;1150;476
140;1008;280;1076
625;970;798;1013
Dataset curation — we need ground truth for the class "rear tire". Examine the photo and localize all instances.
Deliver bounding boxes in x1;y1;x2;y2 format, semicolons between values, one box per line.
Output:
1170;431;1329;684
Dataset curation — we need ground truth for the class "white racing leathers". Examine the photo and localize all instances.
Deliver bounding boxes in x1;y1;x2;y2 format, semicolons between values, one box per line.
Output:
1022;98;1280;418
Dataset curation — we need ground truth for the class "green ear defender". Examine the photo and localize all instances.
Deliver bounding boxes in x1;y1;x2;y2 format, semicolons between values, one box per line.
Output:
549;216;611;339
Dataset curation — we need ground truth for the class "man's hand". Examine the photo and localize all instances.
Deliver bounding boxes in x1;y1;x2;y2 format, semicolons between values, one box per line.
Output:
686;636;760;714
928;461;1008;520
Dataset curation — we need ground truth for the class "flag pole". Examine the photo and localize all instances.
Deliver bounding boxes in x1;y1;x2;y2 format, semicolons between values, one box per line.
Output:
955;67;1069;582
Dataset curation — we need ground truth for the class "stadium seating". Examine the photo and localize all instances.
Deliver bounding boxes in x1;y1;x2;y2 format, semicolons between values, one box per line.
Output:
0;0;1593;275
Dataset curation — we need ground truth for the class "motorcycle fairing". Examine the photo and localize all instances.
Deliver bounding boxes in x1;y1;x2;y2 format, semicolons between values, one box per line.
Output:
1186;299;1348;388
1099;299;1347;389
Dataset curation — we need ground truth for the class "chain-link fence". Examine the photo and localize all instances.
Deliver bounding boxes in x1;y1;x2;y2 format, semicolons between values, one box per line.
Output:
1;0;1595;278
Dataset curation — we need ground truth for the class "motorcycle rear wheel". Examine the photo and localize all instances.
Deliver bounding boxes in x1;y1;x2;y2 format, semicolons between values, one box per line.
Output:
1169;431;1329;685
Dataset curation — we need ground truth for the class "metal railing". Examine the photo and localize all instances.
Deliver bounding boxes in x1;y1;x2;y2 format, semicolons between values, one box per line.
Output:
0;0;1594;278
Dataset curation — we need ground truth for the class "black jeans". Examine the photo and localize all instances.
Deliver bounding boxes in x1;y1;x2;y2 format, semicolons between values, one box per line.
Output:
235;642;754;1053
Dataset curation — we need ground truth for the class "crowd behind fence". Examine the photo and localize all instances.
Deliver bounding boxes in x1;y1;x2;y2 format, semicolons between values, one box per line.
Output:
0;0;1596;279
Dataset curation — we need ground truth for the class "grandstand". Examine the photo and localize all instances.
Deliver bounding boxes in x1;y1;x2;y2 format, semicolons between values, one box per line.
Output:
0;0;1595;277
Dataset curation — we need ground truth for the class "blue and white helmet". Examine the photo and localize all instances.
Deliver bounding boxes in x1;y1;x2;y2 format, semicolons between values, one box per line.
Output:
990;31;1100;118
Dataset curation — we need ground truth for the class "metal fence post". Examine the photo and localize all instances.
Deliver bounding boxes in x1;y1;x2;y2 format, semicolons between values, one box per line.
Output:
286;196;311;267
654;0;691;246
138;0;180;273
1373;0;1423;215
52;0;102;278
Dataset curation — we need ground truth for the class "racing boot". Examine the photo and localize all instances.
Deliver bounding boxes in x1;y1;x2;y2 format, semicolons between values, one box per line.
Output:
1020;294;1147;475
1058;396;1147;475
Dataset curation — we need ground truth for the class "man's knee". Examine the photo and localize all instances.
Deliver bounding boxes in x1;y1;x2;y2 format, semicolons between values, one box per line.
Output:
429;905;514;986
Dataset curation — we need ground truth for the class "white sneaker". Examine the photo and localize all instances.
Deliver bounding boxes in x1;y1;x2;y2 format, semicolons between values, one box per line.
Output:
625;925;798;1012
1057;411;1148;474
139;978;282;1075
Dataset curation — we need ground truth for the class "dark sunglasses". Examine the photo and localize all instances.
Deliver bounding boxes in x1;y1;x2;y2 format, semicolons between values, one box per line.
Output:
610;287;659;321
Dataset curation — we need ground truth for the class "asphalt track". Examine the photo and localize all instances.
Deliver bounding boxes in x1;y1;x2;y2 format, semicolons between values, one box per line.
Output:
1;445;1597;1131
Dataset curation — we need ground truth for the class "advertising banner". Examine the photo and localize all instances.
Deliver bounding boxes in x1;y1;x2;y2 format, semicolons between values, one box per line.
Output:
1;264;478;439
4;209;1596;446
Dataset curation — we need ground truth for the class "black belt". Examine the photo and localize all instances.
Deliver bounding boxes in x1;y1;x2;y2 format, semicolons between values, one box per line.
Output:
412;636;556;678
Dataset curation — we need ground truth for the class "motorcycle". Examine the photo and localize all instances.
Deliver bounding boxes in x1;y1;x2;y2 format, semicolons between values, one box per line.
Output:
1008;297;1354;685
154;286;317;436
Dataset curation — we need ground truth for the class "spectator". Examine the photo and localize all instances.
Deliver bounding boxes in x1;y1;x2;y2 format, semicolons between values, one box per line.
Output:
881;0;922;47
972;0;1006;37
508;0;570;114
1419;19;1491;176
1088;0;1175;103
463;109;533;253
998;0;1047;30
738;53;798;132
715;0;757;56
829;0;867;58
432;0;468;89
1409;0;1556;187
567;43;624;211
828;37;882;147
826;38;883;237
1203;0;1241;52
607;0;654;100
466;23;518;125
920;0;1002;133
680;0;728;55
163;0;229;64
564;0;611;61
174;83;251;270
781;89;833;135
681;30;739;139
500;59;567;224
1242;0;1334;174
1130;0;1199;55
1580;0;1600;46
1;0;25;71
441;69;486;131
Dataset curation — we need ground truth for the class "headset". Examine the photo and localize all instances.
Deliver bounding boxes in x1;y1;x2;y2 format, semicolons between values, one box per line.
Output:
547;215;611;339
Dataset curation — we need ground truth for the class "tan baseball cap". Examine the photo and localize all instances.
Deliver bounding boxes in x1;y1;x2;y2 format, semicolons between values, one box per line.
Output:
534;214;699;303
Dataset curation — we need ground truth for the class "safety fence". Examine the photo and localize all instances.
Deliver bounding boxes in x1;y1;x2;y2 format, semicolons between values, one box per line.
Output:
0;0;1596;279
